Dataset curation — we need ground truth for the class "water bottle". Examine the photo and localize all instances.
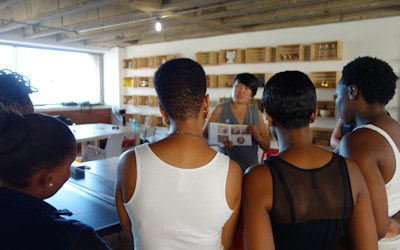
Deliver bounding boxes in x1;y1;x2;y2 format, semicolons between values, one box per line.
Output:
132;118;138;131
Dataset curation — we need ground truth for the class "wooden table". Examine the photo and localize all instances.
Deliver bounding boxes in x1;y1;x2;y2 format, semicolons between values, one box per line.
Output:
69;123;142;153
46;157;121;236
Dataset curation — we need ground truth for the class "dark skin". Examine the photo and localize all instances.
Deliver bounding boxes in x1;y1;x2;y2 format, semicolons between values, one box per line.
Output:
336;80;400;239
243;109;378;250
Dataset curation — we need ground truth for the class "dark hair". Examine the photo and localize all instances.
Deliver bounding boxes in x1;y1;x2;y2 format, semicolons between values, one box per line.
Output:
342;56;398;105
0;112;76;188
262;71;316;129
234;73;258;96
0;69;37;108
154;58;206;121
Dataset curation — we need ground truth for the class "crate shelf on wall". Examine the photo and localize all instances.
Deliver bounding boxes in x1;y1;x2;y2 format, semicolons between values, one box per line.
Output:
218;74;236;88
245;47;273;63
309;71;341;89
310;41;343;61
219;49;245;64
195;51;219;66
276;44;305;62
317;100;336;119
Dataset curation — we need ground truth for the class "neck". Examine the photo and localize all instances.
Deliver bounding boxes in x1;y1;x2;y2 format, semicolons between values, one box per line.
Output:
355;104;388;126
275;126;313;153
231;100;247;108
169;117;204;138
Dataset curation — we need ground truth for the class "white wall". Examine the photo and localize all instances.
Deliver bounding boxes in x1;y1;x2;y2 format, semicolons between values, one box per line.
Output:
104;16;400;125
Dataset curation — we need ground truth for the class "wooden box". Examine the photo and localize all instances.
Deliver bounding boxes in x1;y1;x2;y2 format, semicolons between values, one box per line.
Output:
137;77;153;87
206;75;219;88
137;57;149;68
138;96;149;106
154;54;176;68
317;101;336;118
123;77;134;87
309;71;341;89
123;59;133;69
137;114;146;125
195;51;219;66
310;41;343;60
122;95;134;105
276;44;305;62
149;96;159;107
253;73;266;87
219;49;245;64
218;74;236;88
245;47;273;63
148;57;155;68
310;128;333;147
133;95;139;106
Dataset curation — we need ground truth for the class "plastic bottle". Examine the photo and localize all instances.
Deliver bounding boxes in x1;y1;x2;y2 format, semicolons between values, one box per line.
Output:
132;118;138;131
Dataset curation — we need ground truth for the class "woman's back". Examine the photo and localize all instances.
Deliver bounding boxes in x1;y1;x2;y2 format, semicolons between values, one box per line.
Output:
267;153;353;250
124;142;233;249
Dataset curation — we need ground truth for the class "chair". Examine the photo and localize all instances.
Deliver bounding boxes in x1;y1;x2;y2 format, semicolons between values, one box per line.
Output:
81;133;125;162
140;126;156;144
261;148;279;161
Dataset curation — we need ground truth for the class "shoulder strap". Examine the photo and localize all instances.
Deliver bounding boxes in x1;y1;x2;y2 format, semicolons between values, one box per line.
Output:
265;157;296;223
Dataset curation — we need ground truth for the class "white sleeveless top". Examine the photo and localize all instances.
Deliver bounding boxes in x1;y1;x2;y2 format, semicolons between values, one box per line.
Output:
355;124;400;217
124;143;233;250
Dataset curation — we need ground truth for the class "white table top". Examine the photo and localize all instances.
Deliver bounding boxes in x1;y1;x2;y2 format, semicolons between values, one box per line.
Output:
69;123;142;143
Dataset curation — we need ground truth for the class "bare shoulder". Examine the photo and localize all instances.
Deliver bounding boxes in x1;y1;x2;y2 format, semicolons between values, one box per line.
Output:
227;159;243;182
244;163;271;183
340;129;376;159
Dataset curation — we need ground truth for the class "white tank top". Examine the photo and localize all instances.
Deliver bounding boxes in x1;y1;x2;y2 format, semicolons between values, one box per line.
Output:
355;124;400;217
124;143;233;250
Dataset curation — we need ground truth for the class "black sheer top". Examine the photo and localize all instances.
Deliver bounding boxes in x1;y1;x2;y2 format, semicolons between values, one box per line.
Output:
266;153;354;250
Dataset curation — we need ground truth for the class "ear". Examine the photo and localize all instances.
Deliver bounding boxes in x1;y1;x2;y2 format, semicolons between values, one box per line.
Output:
43;171;55;189
158;102;168;120
348;84;358;100
266;113;275;126
310;106;318;123
203;94;210;111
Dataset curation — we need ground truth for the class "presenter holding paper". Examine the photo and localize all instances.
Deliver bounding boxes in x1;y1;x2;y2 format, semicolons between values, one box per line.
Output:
203;73;270;172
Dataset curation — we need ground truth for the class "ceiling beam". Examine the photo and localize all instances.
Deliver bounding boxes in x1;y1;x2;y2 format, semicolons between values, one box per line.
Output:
0;0;123;33
0;0;23;10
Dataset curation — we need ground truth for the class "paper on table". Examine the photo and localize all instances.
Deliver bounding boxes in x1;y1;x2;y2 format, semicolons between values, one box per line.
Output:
208;122;252;147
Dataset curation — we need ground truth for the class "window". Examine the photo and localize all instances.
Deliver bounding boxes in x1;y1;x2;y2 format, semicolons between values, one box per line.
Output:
0;44;103;106
0;45;15;70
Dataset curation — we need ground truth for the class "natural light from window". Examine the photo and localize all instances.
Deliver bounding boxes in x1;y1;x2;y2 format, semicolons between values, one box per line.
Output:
0;44;102;106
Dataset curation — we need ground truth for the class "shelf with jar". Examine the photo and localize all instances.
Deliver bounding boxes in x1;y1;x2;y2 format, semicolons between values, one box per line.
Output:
276;44;305;62
317;101;336;119
310;41;343;61
309;71;341;89
123;76;154;88
219;48;245;64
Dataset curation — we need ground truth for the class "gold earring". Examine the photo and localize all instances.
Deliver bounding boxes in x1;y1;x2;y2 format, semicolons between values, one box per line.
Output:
204;110;210;119
162;117;170;127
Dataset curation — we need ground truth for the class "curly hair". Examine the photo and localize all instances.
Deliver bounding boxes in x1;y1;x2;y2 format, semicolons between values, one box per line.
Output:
342;56;398;105
154;58;206;121
262;71;316;130
0;69;37;113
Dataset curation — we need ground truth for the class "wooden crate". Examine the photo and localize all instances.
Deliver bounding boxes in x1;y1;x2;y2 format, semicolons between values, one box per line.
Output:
206;75;219;88
154;54;177;68
317;101;336;118
309;71;341;89
123;59;133;69
123;77;134;87
122;95;134;105
195;51;219;65
149;96;159;107
137;57;149;68
310;128;333;147
218;74;236;88
245;47;273;63
276;44;305;62
137;77;151;87
137;114;146;125
133;95;139;106
310;41;343;60
219;49;245;64
138;96;149;106
148;56;155;68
